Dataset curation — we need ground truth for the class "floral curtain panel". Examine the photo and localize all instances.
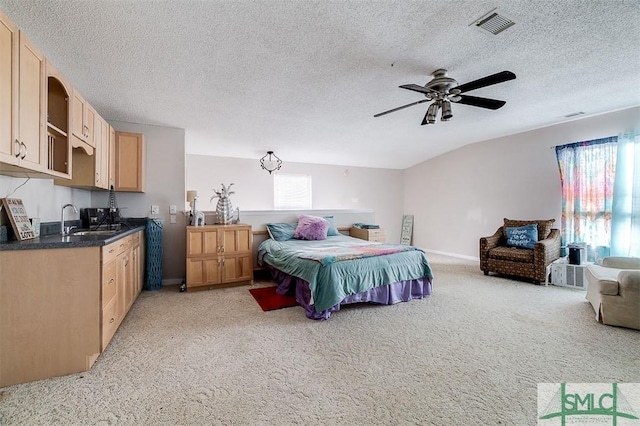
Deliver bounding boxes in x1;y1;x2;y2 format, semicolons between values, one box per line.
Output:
611;130;640;257
555;137;618;260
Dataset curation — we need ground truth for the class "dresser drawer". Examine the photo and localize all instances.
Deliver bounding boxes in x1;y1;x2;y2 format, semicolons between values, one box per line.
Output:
367;229;385;238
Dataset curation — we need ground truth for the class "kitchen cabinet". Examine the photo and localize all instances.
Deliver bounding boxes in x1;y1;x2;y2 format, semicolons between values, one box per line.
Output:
0;10;19;168
114;131;145;192
186;224;253;291
54;110;111;190
95;115;110;189
103;230;144;351
45;61;72;179
0;229;146;387
0;10;48;177
109;125;116;188
0;246;102;388
71;89;95;149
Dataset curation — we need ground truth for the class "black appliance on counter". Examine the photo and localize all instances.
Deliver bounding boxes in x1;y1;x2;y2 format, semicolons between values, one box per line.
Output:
81;207;120;229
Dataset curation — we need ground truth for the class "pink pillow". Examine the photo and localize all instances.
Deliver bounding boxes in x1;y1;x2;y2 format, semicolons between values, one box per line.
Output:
294;215;330;240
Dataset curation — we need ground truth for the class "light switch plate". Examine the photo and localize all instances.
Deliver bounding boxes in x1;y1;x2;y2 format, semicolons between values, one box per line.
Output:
169;205;177;214
151;205;159;215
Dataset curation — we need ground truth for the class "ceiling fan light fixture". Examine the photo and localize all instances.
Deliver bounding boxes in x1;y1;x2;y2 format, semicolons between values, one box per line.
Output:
426;103;438;124
441;100;453;121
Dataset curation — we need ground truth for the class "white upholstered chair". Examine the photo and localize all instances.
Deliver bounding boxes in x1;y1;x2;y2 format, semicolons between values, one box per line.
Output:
585;257;640;330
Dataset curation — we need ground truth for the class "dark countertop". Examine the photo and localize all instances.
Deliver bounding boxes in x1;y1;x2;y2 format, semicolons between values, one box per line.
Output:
0;225;146;251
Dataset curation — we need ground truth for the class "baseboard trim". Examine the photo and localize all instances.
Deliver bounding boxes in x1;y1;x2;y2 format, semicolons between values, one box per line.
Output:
424;249;479;262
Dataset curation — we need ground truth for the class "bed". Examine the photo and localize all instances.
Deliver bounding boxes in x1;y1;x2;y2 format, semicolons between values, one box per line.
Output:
257;232;433;320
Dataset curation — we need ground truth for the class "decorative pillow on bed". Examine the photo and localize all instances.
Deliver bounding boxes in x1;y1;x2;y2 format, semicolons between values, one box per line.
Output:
294;215;330;240
265;222;298;241
505;224;538;249
324;216;340;236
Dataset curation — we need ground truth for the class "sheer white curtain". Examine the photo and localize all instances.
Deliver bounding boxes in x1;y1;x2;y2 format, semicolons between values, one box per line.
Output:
611;130;640;257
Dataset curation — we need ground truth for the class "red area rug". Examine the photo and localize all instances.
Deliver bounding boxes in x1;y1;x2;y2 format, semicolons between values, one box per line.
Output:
249;286;299;311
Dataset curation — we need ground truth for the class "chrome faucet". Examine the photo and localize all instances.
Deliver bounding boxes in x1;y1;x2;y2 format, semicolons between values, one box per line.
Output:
61;204;78;235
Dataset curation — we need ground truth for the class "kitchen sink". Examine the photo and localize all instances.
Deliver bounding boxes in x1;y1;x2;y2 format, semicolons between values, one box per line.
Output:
71;229;120;236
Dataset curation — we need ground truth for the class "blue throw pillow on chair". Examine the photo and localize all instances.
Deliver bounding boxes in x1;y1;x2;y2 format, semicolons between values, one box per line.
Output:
505;224;538;249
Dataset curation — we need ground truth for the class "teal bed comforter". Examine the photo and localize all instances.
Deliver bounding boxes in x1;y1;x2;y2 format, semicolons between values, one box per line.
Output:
257;235;433;312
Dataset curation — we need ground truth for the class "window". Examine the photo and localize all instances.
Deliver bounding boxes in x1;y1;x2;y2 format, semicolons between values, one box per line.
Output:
274;174;312;210
556;137;617;260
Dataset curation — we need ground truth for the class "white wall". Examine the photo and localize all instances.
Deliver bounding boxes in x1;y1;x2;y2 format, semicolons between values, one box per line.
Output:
404;107;640;260
0;176;90;224
186;155;405;242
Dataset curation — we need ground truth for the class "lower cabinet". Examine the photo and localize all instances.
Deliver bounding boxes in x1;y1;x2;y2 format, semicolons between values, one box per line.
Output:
186;224;253;291
0;230;146;388
102;230;144;351
0;246;102;388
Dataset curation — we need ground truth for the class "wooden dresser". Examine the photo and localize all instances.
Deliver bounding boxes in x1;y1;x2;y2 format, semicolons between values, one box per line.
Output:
185;224;253;291
350;227;386;243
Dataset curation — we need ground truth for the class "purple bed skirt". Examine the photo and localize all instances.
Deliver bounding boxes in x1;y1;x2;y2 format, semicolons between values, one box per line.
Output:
269;268;433;320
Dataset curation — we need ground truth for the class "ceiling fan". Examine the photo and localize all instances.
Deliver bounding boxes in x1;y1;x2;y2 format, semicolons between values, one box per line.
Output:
374;69;516;125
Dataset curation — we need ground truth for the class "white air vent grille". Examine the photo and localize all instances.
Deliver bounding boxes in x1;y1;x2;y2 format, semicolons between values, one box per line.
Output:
473;11;515;35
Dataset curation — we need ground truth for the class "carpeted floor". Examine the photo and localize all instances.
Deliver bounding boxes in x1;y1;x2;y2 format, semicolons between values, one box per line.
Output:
0;254;638;425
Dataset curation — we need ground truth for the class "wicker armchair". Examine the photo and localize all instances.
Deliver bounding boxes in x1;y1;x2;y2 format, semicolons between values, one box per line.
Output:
479;218;561;284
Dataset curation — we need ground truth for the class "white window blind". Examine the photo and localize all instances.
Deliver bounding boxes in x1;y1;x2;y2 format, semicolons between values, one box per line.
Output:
274;174;312;210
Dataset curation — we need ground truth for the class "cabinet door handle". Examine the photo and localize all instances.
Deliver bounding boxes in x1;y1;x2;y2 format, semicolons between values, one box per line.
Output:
109;318;115;324
109;248;115;254
221;246;225;253
109;278;114;284
20;142;27;159
14;139;20;157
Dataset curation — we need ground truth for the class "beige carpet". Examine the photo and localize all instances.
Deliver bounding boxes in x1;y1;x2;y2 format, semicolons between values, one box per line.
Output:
0;254;638;425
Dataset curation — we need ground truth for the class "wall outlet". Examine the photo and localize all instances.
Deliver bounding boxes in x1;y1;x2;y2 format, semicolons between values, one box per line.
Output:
169;205;177;214
170;214;177;224
151;205;159;215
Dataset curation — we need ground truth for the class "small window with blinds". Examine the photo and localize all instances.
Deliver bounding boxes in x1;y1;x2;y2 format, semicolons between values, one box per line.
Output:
274;174;312;210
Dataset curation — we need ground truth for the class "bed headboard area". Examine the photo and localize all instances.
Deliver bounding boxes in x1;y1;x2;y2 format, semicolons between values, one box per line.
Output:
203;209;375;268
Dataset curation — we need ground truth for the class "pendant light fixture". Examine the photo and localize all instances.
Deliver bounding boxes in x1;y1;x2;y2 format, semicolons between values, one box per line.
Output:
260;151;282;174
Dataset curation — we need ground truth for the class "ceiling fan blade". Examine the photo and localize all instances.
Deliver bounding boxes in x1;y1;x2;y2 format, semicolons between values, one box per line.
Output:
455;71;516;93
399;84;437;95
373;99;430;117
421;110;430;126
455;95;506;110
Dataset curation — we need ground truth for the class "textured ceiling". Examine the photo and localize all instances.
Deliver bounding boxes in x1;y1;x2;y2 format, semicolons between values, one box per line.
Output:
1;0;639;169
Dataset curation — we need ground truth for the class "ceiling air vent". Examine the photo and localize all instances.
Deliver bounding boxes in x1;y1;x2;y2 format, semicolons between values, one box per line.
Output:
471;9;515;35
